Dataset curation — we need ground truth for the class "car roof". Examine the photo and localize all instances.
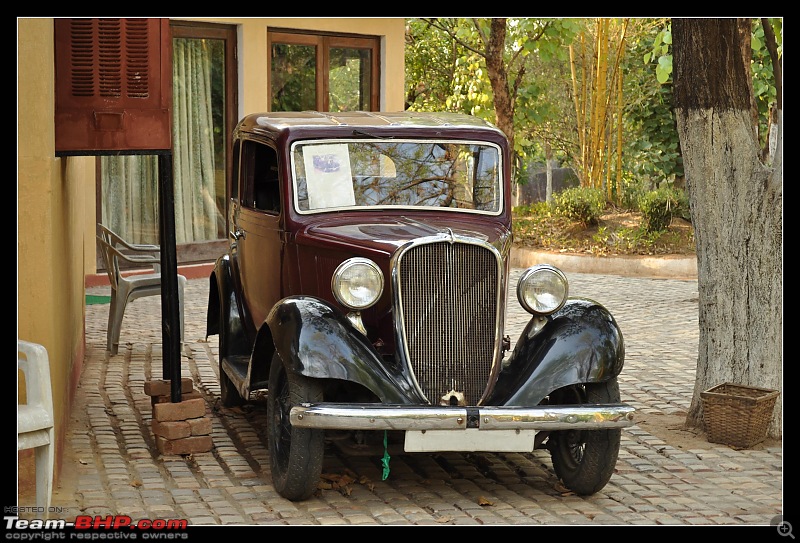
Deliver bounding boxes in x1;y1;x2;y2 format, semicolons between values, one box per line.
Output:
236;111;507;143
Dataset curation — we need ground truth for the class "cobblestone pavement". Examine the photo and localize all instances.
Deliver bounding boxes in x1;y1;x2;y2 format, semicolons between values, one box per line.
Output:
49;270;783;527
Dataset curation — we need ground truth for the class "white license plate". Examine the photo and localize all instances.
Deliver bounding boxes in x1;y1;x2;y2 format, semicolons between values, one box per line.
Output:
404;429;537;453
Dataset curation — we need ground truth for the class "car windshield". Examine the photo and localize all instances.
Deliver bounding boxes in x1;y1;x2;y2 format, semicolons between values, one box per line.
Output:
291;139;502;214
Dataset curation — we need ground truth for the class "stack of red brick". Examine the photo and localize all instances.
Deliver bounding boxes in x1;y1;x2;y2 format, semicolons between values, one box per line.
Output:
144;378;213;455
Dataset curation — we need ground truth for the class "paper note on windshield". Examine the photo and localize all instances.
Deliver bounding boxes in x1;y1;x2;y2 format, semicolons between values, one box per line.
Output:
304;144;356;209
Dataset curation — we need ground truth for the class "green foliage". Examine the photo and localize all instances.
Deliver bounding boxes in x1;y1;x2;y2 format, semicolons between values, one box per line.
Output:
404;19;469;112
404;18;498;124
618;174;649;212
553;187;606;225
623;20;683;184
645;24;672;84
624;84;683;184
751;18;782;144
513;29;576;167
639;185;689;233
405;18;580;165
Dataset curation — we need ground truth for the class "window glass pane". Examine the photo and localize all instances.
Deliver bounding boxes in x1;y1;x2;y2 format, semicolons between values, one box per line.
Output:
271;43;317;111
172;37;227;242
292;140;502;214
329;47;371;112
100;155;160;245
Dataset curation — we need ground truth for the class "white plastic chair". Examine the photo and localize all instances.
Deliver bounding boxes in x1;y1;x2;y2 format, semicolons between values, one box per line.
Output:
96;224;187;354
17;339;55;514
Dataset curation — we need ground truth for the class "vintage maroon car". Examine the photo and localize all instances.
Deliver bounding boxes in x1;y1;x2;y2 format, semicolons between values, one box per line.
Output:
206;111;634;501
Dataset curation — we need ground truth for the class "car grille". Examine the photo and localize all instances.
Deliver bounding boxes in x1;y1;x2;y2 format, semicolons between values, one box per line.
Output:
397;241;500;405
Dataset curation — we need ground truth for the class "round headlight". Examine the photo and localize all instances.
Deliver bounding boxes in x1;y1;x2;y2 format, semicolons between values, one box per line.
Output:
332;257;384;310
517;264;568;315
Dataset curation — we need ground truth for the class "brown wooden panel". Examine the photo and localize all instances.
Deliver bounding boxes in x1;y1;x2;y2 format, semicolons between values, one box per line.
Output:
55;18;173;153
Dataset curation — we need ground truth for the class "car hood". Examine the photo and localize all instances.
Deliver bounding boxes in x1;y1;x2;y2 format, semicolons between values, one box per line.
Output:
295;213;512;257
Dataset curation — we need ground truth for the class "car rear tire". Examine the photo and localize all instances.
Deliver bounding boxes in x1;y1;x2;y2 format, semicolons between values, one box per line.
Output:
548;378;621;495
267;351;325;501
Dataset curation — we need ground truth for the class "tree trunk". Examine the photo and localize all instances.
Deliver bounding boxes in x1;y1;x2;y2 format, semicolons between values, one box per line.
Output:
673;18;782;438
484;18;515;152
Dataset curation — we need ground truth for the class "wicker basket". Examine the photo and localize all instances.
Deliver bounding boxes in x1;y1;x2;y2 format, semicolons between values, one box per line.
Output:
701;383;779;448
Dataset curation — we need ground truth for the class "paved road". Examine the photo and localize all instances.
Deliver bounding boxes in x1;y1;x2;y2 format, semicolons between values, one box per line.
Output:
47;270;783;527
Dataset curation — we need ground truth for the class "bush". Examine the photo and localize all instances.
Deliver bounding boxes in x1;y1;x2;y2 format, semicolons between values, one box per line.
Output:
618;175;648;212
639;185;690;233
553;187;606;225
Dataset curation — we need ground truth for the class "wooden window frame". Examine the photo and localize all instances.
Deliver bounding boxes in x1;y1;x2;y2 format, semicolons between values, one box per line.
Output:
267;28;380;112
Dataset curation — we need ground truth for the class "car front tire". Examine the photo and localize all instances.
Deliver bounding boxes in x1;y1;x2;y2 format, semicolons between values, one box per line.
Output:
267;351;325;501
548;378;622;495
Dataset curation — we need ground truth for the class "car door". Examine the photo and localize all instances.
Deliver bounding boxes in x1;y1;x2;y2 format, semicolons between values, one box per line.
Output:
235;139;286;333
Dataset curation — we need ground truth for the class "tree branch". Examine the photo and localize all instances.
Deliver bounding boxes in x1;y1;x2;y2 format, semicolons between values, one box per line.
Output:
421;18;485;57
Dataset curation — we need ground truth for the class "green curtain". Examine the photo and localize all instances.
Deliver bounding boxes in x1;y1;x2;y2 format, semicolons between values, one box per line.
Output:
101;155;159;244
172;38;222;243
101;38;221;245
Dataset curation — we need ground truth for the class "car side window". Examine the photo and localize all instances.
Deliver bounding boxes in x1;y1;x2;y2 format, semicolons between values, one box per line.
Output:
242;140;281;214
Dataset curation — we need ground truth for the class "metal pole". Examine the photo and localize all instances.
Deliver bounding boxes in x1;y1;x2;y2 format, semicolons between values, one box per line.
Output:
157;152;182;402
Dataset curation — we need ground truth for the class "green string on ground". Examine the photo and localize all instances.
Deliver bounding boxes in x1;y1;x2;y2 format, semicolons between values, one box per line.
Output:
381;430;391;480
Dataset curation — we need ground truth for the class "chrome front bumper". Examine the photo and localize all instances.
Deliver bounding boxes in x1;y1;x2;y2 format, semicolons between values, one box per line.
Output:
290;403;635;431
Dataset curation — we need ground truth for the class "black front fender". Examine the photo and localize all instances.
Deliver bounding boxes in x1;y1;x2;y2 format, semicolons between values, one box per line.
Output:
266;296;424;404
487;298;625;406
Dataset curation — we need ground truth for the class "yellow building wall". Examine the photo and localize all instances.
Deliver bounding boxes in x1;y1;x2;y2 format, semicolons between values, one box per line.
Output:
17;16;406;502
18;17;92;492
